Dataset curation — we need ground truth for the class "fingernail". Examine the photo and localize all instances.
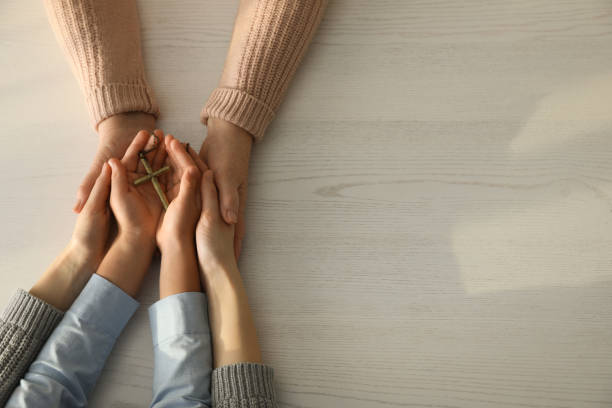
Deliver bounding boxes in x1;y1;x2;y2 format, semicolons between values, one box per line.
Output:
227;209;238;223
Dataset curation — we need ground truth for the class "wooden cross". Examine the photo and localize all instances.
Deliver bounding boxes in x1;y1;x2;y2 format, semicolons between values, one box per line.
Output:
133;141;170;210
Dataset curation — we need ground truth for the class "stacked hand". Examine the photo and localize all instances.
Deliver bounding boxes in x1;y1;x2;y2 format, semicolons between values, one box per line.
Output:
75;115;252;261
33;128;262;367
95;129;240;299
34;128;241;307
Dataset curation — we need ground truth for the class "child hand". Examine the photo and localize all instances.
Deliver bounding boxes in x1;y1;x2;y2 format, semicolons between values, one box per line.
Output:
156;135;203;252
195;170;238;275
108;130;167;247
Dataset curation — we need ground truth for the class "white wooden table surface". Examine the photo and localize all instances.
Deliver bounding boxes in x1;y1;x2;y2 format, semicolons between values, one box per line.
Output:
2;1;612;407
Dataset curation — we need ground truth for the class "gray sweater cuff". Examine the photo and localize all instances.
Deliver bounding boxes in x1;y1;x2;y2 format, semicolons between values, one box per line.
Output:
1;289;64;340
212;363;276;407
0;290;64;406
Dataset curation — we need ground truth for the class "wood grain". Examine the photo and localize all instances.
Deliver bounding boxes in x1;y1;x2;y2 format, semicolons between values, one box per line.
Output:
1;0;612;407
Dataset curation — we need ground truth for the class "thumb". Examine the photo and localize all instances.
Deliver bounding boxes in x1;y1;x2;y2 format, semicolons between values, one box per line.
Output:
216;176;239;224
81;163;111;213
74;167;98;213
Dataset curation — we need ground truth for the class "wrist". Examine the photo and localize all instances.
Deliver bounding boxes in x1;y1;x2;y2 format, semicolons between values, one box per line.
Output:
207;117;253;145
159;241;200;299
31;246;96;311
118;230;156;252
159;235;194;255
98;112;156;136
95;234;155;298
199;260;241;293
62;241;95;273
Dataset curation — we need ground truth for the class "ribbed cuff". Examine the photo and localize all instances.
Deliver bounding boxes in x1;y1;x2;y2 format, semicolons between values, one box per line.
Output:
1;290;63;340
201;87;275;142
212;362;275;404
86;80;160;129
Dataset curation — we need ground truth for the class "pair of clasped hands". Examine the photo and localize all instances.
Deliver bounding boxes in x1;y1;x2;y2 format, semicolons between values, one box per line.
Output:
31;128;238;308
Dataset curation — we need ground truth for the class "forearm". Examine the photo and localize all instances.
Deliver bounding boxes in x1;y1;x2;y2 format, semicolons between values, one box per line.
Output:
159;241;201;299
43;0;159;127
96;235;155;298
202;265;262;368
202;0;327;140
29;245;94;311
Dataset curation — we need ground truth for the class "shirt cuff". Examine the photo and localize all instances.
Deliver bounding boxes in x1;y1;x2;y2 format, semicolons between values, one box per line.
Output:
69;274;140;339
148;292;209;347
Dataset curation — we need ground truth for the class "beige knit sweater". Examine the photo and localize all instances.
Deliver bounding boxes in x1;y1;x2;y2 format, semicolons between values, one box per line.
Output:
44;0;327;141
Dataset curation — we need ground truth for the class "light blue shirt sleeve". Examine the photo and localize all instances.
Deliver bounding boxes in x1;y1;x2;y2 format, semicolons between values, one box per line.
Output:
148;291;212;408
6;274;139;408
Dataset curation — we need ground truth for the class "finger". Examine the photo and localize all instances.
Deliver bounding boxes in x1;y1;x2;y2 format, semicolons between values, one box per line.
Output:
160;152;171;187
74;167;98;213
198;142;209;164
108;158;129;194
164;134;180;177
201;170;220;217
150;129;166;169
122;130;151;172
187;144;208;173
81;162;111;213
178;166;200;202
137;131;161;174
152;133;167;170
168;137;197;172
216;175;239;224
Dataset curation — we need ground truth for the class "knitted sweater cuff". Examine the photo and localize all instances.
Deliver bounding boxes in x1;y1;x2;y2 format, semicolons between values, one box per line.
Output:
1;290;64;340
86;81;160;129
212;362;276;405
201;87;275;142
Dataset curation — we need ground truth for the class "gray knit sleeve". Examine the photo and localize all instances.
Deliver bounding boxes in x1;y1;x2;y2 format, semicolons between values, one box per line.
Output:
0;289;64;405
212;362;277;408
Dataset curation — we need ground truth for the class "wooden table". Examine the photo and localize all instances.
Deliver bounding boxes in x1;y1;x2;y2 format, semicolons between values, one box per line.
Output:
1;1;612;407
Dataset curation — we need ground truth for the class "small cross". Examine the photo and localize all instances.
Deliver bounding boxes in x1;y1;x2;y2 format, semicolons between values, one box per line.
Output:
134;152;170;210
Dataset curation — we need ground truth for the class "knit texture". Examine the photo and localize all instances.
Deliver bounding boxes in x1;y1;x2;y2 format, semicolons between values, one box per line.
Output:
213;362;276;408
0;290;64;406
202;0;327;141
44;0;159;128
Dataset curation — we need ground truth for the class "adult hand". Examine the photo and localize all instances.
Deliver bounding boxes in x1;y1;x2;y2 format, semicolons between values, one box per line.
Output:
30;162;112;311
69;161;112;270
199;117;252;260
74;112;156;213
108;129;167;246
